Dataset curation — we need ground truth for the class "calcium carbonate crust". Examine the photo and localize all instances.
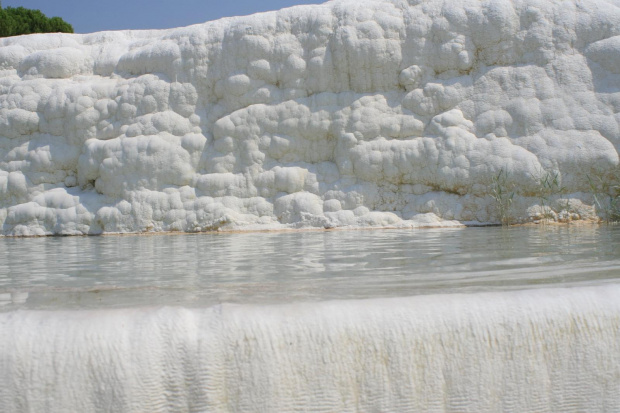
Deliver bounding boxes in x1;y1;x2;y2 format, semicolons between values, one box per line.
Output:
1;285;619;411
1;0;619;235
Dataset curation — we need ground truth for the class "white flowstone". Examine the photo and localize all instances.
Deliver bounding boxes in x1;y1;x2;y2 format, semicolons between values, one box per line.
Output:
1;0;619;235
1;285;619;412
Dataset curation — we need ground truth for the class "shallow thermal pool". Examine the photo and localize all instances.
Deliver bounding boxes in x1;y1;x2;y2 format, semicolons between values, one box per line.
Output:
1;224;619;310
2;225;620;412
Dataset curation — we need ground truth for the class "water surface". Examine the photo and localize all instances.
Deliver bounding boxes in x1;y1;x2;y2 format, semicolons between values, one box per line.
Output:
1;225;619;310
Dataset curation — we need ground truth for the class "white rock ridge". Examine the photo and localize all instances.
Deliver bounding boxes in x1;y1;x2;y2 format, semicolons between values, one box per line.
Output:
1;0;619;235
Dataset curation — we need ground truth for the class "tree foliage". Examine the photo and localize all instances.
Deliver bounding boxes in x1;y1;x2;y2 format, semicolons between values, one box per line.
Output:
0;6;73;37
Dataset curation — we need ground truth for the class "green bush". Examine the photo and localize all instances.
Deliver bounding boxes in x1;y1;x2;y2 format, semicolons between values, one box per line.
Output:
0;6;73;37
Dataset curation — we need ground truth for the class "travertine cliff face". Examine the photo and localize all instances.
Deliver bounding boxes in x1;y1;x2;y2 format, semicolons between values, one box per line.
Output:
1;0;619;235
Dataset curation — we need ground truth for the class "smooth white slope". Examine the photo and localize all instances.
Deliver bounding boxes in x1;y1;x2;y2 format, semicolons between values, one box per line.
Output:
1;286;619;412
1;0;619;235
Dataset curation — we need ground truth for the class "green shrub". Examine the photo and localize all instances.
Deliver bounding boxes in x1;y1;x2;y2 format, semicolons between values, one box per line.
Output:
0;6;73;37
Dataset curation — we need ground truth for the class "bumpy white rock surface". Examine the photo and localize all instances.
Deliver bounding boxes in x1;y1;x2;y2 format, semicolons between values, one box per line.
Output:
1;0;620;235
1;285;619;412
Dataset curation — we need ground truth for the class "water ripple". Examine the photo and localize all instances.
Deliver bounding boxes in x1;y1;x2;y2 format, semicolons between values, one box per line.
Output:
1;225;619;309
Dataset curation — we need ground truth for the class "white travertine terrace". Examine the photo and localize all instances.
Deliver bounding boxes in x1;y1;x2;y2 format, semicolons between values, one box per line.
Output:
1;0;619;235
1;286;619;412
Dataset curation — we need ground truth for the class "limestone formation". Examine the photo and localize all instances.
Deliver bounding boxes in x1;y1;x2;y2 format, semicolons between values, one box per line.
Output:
1;0;619;235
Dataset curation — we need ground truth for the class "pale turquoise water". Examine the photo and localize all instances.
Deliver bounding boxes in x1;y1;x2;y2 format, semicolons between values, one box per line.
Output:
1;225;619;310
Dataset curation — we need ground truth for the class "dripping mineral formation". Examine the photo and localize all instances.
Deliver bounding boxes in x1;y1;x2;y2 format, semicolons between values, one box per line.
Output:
1;0;619;235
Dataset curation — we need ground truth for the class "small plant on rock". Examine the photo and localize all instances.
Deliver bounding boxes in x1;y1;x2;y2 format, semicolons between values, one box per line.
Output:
533;169;567;222
490;169;515;225
587;168;620;223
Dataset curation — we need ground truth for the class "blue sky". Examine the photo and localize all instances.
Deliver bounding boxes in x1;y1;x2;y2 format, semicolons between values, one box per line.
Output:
3;1;327;34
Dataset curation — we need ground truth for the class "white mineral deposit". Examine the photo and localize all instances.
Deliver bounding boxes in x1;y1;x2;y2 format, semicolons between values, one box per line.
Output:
1;0;620;412
2;285;620;412
1;0;618;236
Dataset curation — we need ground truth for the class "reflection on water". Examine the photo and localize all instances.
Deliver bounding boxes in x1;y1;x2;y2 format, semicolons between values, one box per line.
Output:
1;225;619;310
